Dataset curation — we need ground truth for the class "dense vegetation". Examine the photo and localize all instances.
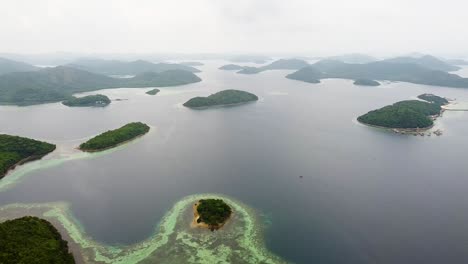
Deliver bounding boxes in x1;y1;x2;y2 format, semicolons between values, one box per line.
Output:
219;64;246;70
0;66;201;105
357;100;442;129
67;58;200;75
417;93;449;105
183;89;258;108
0;134;55;177
0;57;38;75
146;89;160;95
0;216;75;264
79;122;150;151
286;60;468;88
62;94;111;107
353;79;380;86
196;199;232;230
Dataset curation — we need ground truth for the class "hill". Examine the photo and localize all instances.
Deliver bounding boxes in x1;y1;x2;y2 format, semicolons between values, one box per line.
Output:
354;79;380;86
0;57;38;75
0;66;201;105
327;53;377;64
67;58;200;75
62;94;111;107
417;93;449;105
382;55;460;72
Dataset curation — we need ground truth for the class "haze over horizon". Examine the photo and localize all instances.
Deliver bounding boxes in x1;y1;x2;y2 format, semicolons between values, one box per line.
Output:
0;0;467;58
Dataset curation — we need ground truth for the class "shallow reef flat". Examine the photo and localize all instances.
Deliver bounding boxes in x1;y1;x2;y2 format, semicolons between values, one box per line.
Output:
0;194;288;264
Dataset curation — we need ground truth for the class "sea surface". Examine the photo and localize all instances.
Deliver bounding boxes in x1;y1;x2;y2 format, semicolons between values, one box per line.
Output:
1;61;468;263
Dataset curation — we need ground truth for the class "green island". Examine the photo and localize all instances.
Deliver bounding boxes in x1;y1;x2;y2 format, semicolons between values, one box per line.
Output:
219;64;246;71
0;66;201;105
79;122;150;152
0;216;75;264
146;89;160;95
194;199;232;231
417;93;449;106
354;79;380;86
183;89;258;108
62;94;111;107
357;100;442;129
0;134;55;178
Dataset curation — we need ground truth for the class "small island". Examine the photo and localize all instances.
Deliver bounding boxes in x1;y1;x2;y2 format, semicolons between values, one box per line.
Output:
358;100;442;130
193;199;232;231
417;93;449;106
237;66;263;74
0;216;75;263
219;64;246;71
183;89;258;108
285;66;322;83
62;94;111;107
0;134;56;178
79;122;150;152
146;89;160;95
353;79;380;86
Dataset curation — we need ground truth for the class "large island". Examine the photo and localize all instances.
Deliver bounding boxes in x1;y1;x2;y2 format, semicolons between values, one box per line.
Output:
0;134;56;178
183;89;258;108
0;216;75;263
79;122;150;152
62;94;111;107
357;100;442;130
193;199;232;231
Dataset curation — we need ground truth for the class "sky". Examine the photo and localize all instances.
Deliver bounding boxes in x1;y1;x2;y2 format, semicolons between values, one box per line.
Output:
0;0;467;57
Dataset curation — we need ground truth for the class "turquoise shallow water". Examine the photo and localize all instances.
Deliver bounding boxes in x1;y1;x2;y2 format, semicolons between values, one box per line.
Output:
1;61;468;263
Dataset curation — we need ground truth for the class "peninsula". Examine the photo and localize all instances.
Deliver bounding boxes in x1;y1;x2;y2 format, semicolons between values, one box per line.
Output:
0;134;56;178
62;94;111;107
193;199;232;231
79;122;150;152
183;89;258;108
0;216;75;263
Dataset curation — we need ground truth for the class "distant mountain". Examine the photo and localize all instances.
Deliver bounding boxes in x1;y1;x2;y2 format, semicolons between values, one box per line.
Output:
446;59;468;66
382;55;460;72
0;58;38;75
0;66;201;105
236;59;310;74
67;58;201;75
327;53;377;64
229;55;271;64
286;60;468;88
179;61;204;66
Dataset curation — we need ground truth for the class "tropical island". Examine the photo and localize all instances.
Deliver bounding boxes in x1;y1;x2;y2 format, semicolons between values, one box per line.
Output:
0;134;56;178
193;199;232;231
357;100;442;130
417;93;449;106
183;89;258;108
146;89;160;95
219;64;246;71
62;94;111;107
79;122;150;152
353;79;381;86
0;216;75;263
0;66;201;105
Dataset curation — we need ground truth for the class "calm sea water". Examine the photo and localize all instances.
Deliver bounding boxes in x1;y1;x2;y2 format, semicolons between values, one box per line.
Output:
1;62;468;264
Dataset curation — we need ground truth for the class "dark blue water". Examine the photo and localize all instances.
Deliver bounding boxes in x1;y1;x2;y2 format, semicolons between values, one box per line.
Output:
1;62;468;263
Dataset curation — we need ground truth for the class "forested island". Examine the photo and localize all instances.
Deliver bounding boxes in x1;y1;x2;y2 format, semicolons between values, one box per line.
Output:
183;89;258;108
417;93;449;105
219;64;246;71
0;134;56;178
357;100;442;129
146;89;160;95
0;66;201;105
354;79;380;86
62;94;111;107
79;122;150;152
0;216;75;263
193;199;232;231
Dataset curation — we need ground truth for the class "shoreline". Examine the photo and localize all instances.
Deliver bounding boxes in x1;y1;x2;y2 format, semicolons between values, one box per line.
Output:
191;201;232;231
184;100;257;110
0;153;53;180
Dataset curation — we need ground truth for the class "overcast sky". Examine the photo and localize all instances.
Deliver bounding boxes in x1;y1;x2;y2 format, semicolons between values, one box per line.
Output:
0;0;466;56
